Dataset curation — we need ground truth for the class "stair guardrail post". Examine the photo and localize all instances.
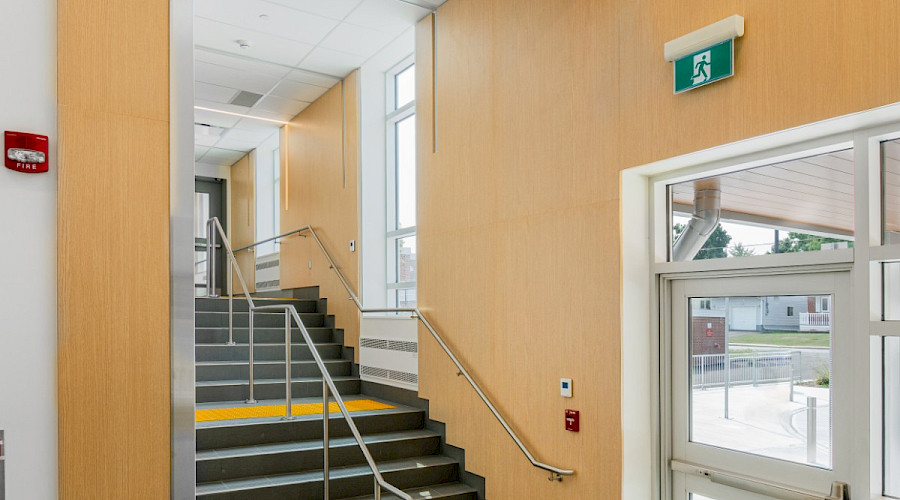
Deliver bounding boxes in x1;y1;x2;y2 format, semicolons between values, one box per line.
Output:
227;259;235;345
283;308;293;420
374;477;380;500
246;309;256;404
323;378;330;499
206;219;216;297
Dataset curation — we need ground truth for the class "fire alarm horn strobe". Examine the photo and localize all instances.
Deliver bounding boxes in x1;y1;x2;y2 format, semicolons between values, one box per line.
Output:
5;131;48;173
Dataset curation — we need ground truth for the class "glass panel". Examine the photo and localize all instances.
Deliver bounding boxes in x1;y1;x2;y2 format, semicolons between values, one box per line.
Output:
396;287;417;308
887;337;900;497
884;138;900;244
396;114;416;229
689;295;832;469
194;250;207;287
395;64;415;109
669;149;854;261
194;192;210;239
396;235;417;283
884;262;900;321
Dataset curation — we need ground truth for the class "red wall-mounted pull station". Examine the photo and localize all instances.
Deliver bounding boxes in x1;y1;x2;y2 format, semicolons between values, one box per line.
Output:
565;409;579;432
5;131;49;173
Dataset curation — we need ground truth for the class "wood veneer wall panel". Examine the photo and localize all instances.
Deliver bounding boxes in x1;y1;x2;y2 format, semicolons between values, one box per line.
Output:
57;0;170;497
230;153;255;292
280;72;361;355
417;1;900;499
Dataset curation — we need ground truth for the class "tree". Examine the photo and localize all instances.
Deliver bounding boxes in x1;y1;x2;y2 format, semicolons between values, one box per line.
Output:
771;232;853;253
729;242;756;257
673;222;732;260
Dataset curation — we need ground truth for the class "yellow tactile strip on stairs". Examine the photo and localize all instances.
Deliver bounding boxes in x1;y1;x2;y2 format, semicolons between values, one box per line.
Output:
196;400;395;422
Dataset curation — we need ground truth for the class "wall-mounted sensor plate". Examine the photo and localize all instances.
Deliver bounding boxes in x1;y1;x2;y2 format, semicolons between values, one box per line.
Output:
560;378;573;398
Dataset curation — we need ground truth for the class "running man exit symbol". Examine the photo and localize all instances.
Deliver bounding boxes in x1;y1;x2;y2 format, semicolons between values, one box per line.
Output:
693;51;711;84
673;39;735;93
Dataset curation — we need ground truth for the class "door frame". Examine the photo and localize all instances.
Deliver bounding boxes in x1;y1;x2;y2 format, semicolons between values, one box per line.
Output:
664;269;854;499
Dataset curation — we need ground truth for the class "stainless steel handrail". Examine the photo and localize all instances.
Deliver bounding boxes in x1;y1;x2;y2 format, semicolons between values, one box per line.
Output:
233;225;575;481
204;218;412;500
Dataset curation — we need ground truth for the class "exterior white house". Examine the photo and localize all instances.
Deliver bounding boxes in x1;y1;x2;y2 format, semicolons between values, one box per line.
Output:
691;295;831;332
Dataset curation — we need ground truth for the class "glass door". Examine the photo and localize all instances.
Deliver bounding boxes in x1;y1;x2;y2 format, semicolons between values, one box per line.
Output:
668;271;853;499
195;177;225;296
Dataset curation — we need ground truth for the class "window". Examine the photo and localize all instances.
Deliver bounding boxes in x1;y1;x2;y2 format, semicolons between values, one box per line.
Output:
646;124;900;499
386;58;417;308
255;136;280;256
668;149;855;262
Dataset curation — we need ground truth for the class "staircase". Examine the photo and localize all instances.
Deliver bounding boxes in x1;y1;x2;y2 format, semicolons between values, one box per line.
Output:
194;294;479;500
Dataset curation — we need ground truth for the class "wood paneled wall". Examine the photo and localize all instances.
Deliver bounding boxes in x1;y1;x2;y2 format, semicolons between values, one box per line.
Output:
57;0;170;497
231;153;256;292
280;71;361;355
416;1;900;498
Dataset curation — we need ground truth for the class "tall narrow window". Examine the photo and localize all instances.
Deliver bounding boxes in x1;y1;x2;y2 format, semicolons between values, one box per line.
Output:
386;58;416;307
255;135;280;256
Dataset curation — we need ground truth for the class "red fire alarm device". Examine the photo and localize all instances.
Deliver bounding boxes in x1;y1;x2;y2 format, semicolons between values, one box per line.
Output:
565;409;579;432
5;131;49;173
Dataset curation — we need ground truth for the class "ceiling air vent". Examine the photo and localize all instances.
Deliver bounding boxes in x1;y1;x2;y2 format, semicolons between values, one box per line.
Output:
230;90;264;107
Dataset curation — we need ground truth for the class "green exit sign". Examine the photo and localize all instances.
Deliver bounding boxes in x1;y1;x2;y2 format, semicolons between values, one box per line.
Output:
674;39;734;94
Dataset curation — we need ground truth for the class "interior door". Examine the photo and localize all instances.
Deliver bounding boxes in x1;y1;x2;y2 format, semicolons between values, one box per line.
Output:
668;271;853;500
195;177;225;296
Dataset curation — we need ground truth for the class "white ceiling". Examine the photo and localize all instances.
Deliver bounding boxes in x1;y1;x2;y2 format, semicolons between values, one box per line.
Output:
194;0;444;168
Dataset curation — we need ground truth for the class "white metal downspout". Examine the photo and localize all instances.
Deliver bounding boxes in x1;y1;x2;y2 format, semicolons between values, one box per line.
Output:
672;181;722;261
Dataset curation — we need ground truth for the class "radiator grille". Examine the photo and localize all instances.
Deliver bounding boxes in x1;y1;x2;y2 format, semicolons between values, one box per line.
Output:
360;338;417;353
361;365;418;384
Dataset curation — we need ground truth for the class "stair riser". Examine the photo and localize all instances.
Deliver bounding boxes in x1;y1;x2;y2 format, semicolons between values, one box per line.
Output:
195;344;342;362
197;436;440;482
196;379;360;403
196;299;317;313
195;328;333;344
196;361;351;382
196;312;325;328
195;463;459;500
196;412;425;450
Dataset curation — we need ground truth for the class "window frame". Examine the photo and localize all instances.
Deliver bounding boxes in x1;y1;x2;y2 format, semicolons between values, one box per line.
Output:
646;121;900;500
385;56;417;307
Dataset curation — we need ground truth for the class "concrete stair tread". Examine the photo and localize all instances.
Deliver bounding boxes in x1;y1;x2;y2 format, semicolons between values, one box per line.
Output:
194;326;331;331
340;482;478;500
196;311;322;316
196;455;459;496
195;402;422;429
196;375;359;387
197;429;440;461
194;342;341;347
196;359;349;367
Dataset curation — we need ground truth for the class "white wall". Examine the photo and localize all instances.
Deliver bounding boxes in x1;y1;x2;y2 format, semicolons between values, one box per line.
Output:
0;0;58;497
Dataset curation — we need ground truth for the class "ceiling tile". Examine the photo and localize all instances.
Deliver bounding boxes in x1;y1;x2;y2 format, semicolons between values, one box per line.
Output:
195;134;221;148
298;47;365;77
196;0;339;46
195;146;211;160
224;125;279;144
203;148;248;166
285;69;340;89
233;118;283;135
254;95;309;118
194;107;240;128
195;98;252;116
195;48;291;78
194;17;314;67
319;23;394;57
248;106;308;123
270;79;328;103
195;61;282;95
214;136;260;152
344;0;429;34
195;82;238;104
262;0;363;20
